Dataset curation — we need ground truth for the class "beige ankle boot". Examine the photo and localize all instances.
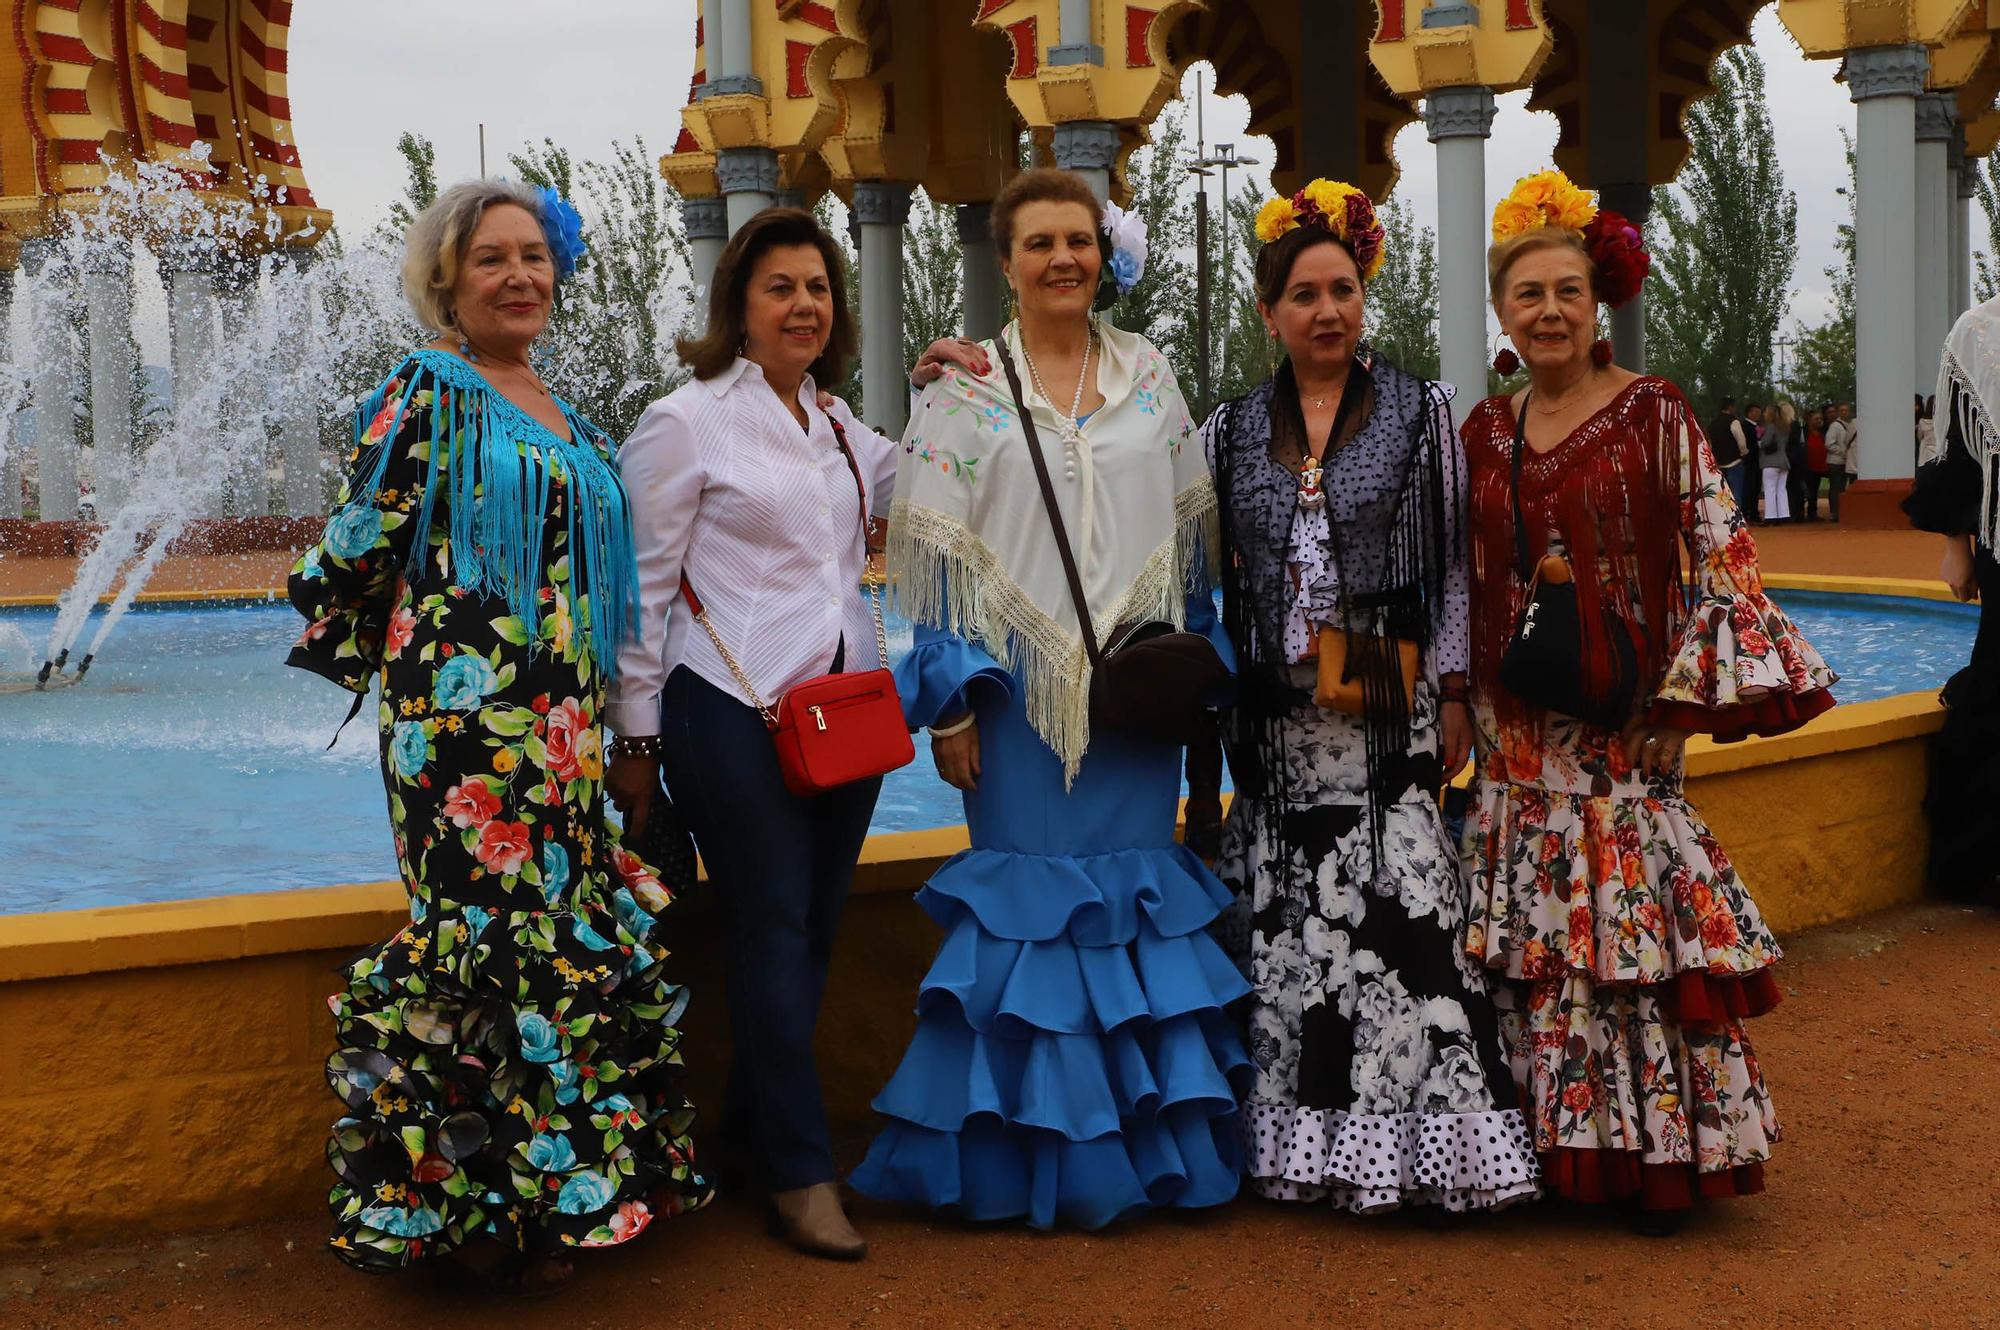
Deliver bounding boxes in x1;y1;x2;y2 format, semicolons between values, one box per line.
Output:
769;1181;867;1261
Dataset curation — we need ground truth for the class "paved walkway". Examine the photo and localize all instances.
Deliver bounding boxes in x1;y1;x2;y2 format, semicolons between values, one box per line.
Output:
4;903;1995;1330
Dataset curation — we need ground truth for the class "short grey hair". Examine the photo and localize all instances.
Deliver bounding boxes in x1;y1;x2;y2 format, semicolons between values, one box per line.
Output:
401;178;546;333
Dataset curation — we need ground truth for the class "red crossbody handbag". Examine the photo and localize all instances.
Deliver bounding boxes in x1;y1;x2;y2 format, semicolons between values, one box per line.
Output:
680;418;914;797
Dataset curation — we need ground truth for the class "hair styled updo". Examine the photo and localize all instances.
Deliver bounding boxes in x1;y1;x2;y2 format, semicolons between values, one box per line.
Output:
989;167;1103;255
1254;225;1365;308
1486;227;1597;305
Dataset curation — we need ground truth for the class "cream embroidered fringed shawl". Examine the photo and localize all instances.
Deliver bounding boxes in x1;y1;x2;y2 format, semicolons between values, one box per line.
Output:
887;319;1218;781
1938;295;2000;551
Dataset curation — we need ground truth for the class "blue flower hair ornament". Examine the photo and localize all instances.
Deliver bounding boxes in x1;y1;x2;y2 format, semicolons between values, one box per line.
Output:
1093;200;1148;311
535;185;587;280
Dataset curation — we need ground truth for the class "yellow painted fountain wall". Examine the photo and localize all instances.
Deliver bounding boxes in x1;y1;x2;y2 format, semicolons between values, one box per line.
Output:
0;685;1945;1247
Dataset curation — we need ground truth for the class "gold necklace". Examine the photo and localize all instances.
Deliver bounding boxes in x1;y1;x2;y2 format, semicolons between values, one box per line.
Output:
1532;370;1597;416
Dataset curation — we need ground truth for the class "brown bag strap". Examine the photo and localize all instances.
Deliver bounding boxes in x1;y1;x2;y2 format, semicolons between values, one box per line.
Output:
994;336;1105;669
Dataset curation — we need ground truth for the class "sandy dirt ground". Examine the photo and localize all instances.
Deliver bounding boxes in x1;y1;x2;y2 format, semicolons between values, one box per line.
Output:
3;903;1996;1330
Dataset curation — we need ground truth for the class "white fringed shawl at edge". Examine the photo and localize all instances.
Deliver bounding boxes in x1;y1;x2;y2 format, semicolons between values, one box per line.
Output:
886;319;1219;782
1939;295;2000;552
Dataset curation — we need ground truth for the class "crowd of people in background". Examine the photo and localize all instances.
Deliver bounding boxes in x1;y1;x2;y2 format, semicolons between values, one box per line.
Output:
1705;393;1864;524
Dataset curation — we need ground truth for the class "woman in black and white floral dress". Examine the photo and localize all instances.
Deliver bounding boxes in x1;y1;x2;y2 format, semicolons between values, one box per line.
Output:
1188;180;1538;1213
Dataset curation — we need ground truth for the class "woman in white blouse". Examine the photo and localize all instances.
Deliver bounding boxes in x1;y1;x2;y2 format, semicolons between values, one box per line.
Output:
604;208;975;1261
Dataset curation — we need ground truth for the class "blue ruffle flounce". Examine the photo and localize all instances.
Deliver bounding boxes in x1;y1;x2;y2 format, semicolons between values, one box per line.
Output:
852;842;1252;1229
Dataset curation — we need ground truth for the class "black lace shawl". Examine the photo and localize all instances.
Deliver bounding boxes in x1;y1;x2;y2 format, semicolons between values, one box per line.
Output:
1202;354;1458;854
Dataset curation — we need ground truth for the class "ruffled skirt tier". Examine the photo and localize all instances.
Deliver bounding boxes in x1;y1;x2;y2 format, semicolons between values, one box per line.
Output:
1463;771;1783;1207
851;844;1253;1230
325;859;712;1269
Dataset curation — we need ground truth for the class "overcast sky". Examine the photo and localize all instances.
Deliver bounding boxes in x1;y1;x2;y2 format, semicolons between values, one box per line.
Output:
291;3;1874;336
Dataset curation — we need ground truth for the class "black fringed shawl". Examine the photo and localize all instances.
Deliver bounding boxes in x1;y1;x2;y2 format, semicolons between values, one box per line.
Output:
1207;354;1459;855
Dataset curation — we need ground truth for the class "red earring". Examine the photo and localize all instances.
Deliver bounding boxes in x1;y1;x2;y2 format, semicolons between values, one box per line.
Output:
1591;339;1614;367
1492;347;1521;376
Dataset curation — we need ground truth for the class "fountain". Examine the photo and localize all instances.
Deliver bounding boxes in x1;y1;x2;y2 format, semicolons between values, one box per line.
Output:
5;151;416;692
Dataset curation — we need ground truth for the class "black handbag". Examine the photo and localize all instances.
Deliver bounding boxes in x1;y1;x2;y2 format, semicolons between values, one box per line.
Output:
628;773;700;894
1497;393;1640;730
995;339;1228;745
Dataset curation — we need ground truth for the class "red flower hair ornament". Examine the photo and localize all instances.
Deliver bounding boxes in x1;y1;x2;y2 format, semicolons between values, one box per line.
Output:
1582;209;1649;310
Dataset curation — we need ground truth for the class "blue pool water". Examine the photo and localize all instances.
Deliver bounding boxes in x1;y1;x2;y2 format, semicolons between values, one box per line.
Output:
0;589;1976;913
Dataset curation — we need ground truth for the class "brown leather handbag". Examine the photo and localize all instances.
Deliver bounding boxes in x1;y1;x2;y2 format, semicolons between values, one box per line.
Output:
995;340;1228;745
1314;627;1418;715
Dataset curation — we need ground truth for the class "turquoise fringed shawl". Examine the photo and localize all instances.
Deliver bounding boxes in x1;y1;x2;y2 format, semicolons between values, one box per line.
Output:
335;348;637;677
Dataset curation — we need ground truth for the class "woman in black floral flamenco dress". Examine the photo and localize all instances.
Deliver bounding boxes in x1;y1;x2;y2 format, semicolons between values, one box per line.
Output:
1189;180;1538;1214
287;181;709;1289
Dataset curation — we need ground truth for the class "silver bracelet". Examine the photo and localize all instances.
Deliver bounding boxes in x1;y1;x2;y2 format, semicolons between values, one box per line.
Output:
927;712;976;739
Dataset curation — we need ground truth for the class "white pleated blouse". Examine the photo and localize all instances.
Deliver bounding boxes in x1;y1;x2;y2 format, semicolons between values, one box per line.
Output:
607;357;896;737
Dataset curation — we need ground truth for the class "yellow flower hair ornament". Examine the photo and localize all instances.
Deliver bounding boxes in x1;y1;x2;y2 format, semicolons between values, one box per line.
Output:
1252;178;1388;280
1492;167;1651;309
1491;168;1598;242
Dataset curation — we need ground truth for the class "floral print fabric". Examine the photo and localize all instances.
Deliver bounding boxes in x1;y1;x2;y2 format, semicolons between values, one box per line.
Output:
1215;678;1539;1212
289;351;711;1270
1457;381;1828;1205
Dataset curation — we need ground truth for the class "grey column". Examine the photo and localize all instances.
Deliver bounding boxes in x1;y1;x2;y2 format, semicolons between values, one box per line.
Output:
280;249;326;516
684;196;729;329
159;243;219;511
1052;120;1120;203
1847;45;1928;481
958;202;1002;341
1051;0;1103;66
854;181;913;436
1916;93;1955;397
82;242;137;519
21;238;79;522
1425;86;1498;414
1956;151;1977;319
705;0;760;97
1598;183;1652;373
717;147;780;235
0;268;19;518
215;257;269;515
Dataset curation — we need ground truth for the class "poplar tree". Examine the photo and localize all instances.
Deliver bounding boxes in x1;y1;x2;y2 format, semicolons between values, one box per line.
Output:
901;189;963;373
1365;195;1441;382
1972;155;2000;303
1790;132;1856;412
1644;45;1798;418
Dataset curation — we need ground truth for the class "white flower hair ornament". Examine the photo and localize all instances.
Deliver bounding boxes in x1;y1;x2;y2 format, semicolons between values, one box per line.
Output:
1095;201;1149;310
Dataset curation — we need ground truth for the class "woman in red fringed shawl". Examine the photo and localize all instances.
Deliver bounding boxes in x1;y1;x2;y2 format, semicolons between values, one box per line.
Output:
1456;170;1837;1236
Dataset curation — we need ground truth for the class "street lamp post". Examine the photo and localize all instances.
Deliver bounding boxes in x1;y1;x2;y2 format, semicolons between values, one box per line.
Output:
1193;141;1261;405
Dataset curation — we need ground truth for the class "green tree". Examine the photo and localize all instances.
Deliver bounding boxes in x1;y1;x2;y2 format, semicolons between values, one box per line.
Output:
902;189;963;374
1211;188;1280;404
1789;131;1856;412
1973;155;2000;303
1365;194;1440;381
511;136;693;439
1103;103;1198;369
381;133;438;239
1643;46;1797;419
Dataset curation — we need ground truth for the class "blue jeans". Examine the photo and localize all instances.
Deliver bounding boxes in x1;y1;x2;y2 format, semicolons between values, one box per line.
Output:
659;664;882;1192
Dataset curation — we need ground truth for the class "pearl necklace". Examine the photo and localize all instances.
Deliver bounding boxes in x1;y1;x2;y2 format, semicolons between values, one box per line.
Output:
1018;325;1094;481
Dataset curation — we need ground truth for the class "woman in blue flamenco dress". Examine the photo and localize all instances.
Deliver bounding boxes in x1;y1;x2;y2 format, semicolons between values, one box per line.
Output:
850;168;1252;1229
